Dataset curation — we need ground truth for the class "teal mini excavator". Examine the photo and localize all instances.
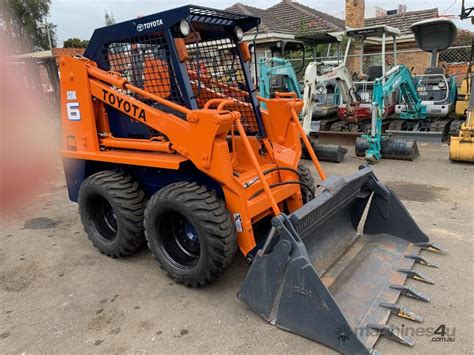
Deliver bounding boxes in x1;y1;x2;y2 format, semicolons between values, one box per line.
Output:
355;65;424;162
257;40;347;162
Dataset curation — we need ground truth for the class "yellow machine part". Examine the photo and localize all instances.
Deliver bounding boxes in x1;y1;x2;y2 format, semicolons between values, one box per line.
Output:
450;66;473;162
455;76;471;117
450;104;474;162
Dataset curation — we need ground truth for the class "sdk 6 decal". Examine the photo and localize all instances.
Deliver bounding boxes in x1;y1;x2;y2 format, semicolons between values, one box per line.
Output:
66;91;80;121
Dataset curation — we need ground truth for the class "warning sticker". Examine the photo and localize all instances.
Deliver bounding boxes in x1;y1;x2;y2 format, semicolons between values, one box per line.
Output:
233;213;243;232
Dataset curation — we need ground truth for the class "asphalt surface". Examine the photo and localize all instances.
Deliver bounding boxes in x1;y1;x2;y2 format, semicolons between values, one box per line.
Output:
1;143;473;354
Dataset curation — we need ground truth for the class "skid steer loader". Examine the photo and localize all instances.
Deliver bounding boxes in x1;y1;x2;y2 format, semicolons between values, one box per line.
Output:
60;6;445;354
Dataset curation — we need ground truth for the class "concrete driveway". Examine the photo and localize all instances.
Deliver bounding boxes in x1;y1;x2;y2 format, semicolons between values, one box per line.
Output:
1;143;473;354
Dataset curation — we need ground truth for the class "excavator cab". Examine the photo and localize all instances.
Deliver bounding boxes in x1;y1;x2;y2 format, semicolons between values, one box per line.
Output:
257;38;348;163
59;5;444;354
394;18;458;139
336;25;401;131
257;40;305;102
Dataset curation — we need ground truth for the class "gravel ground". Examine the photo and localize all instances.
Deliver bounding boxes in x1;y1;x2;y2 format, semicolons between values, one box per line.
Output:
1;143;473;354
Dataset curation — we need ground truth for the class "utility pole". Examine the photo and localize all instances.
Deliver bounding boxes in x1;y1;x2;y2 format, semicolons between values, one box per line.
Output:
42;18;53;51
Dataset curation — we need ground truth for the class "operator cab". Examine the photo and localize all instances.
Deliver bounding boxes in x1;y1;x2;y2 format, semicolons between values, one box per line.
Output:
265;40;305;95
84;5;264;138
405;18;458;117
345;25;401;82
339;25;401;121
298;33;343;118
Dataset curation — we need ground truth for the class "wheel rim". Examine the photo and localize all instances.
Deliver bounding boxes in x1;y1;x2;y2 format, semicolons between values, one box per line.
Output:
89;194;118;242
156;210;201;268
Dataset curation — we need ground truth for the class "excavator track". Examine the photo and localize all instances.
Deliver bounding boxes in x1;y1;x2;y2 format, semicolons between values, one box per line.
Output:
318;118;340;131
388;119;405;131
429;118;453;142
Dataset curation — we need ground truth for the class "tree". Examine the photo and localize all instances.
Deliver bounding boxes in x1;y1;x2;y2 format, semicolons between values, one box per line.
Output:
0;0;57;54
454;29;473;46
105;10;116;26
63;38;89;48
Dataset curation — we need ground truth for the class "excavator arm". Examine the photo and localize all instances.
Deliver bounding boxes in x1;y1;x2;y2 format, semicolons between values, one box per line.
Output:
301;63;359;134
364;65;424;162
382;65;426;119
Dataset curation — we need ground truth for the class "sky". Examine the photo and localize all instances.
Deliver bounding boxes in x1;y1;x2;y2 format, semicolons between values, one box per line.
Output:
49;0;473;46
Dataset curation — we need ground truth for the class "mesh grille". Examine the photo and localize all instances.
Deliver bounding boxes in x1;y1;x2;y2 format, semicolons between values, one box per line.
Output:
104;33;185;107
189;6;248;21
102;31;261;135
185;37;260;134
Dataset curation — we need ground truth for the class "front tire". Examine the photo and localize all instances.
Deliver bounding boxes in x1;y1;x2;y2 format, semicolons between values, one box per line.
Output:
78;170;147;258
144;182;236;287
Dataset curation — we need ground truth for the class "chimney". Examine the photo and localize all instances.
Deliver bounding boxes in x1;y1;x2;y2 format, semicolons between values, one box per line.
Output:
345;0;365;28
397;4;407;14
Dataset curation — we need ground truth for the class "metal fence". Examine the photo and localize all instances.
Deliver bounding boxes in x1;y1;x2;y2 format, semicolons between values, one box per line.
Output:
285;45;471;84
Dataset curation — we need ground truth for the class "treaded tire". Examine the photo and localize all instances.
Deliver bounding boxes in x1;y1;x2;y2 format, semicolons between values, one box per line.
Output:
144;182;236;287
78;170;146;258
298;163;316;203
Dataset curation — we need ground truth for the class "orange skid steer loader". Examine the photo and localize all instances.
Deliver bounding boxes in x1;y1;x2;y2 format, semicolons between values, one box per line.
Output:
60;6;445;354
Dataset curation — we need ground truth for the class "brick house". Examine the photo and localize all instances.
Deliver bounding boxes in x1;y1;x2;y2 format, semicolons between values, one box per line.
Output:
347;1;439;75
228;0;440;75
227;1;345;60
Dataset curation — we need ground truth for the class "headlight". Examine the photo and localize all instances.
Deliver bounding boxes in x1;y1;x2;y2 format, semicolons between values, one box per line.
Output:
179;20;190;37
234;26;244;40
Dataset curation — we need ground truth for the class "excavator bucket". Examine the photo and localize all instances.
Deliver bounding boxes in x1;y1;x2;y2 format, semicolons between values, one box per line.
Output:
355;136;420;161
239;165;442;354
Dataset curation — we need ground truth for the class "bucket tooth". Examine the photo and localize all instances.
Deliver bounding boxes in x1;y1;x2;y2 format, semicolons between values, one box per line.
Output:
414;242;448;254
368;324;415;346
398;268;435;285
405;254;439;268
379;303;424;323
390;285;431;302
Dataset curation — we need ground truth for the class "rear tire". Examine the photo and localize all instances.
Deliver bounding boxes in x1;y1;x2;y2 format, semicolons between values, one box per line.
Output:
144;182;236;287
298;163;315;203
78;170;146;258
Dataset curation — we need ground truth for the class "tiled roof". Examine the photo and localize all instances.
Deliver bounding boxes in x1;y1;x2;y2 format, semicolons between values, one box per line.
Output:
266;1;345;35
227;2;439;39
226;3;293;34
365;8;439;36
227;1;344;35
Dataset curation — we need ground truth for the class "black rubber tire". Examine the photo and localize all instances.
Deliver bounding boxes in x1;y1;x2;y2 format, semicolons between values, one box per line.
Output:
144;182;236;287
298;163;316;203
78;170;146;258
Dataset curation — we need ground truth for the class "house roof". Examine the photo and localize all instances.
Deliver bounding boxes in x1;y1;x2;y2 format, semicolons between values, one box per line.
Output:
226;3;292;34
226;2;439;42
365;8;439;36
266;0;345;35
227;1;344;36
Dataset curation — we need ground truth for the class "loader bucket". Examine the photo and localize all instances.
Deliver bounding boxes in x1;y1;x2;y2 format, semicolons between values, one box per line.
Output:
355;136;420;161
238;165;438;354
